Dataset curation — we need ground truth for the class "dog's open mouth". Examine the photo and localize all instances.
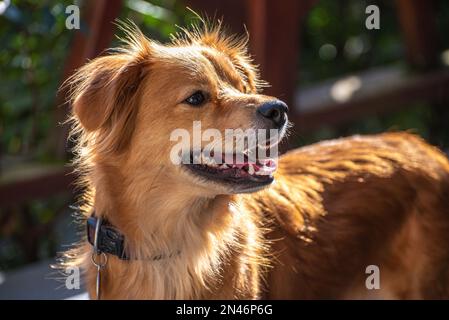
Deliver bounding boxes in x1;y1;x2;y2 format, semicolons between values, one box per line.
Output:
183;151;277;191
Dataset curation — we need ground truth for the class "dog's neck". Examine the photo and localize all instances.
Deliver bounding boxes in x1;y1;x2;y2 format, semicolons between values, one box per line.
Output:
93;164;231;246
85;163;263;299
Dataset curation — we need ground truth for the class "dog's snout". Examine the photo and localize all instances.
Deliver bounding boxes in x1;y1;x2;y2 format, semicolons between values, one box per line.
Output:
257;100;288;128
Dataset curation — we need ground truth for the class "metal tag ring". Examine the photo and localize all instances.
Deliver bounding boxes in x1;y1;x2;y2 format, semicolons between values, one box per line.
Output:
91;252;108;268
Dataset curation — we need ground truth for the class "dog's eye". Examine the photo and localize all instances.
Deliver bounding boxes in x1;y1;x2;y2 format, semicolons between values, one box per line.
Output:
184;91;206;107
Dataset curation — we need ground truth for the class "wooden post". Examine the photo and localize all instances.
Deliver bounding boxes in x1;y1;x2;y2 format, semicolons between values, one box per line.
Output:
52;0;123;159
245;0;303;108
245;0;316;150
395;0;439;70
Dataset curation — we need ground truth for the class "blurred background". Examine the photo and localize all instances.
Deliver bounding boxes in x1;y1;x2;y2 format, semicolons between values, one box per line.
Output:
0;0;448;299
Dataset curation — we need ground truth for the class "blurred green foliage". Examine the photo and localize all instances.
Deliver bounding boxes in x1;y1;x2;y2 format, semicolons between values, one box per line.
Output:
120;0;194;41
300;0;405;84
297;0;449;148
0;0;73;160
0;193;70;270
0;0;77;271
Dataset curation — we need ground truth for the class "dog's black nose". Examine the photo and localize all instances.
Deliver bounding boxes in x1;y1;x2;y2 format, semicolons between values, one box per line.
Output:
257;100;288;128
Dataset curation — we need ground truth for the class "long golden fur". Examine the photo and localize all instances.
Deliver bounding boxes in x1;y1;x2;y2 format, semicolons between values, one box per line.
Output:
62;21;449;299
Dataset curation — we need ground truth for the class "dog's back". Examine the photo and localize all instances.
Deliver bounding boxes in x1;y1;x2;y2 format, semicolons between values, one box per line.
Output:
243;132;449;299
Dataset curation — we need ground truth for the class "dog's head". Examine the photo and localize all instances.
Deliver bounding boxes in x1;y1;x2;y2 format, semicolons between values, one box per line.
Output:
69;22;289;196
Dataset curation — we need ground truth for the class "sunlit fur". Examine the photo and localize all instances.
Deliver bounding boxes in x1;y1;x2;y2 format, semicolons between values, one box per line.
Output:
62;21;449;299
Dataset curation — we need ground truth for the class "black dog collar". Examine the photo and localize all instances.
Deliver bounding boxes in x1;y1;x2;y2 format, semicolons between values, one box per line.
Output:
87;215;180;261
87;216;129;260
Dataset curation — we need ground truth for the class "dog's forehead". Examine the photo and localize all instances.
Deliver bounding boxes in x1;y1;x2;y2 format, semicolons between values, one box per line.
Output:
158;44;250;92
201;47;247;90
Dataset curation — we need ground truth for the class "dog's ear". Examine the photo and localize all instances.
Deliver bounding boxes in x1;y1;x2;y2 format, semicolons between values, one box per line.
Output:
72;53;148;130
70;54;148;152
68;24;152;152
71;55;144;132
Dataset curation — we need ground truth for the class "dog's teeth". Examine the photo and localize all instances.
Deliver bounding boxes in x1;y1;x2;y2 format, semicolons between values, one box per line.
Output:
200;153;219;167
254;165;275;176
248;165;255;175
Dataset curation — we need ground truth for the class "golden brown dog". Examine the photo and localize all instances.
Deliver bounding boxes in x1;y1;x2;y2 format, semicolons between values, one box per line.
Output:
63;22;449;299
